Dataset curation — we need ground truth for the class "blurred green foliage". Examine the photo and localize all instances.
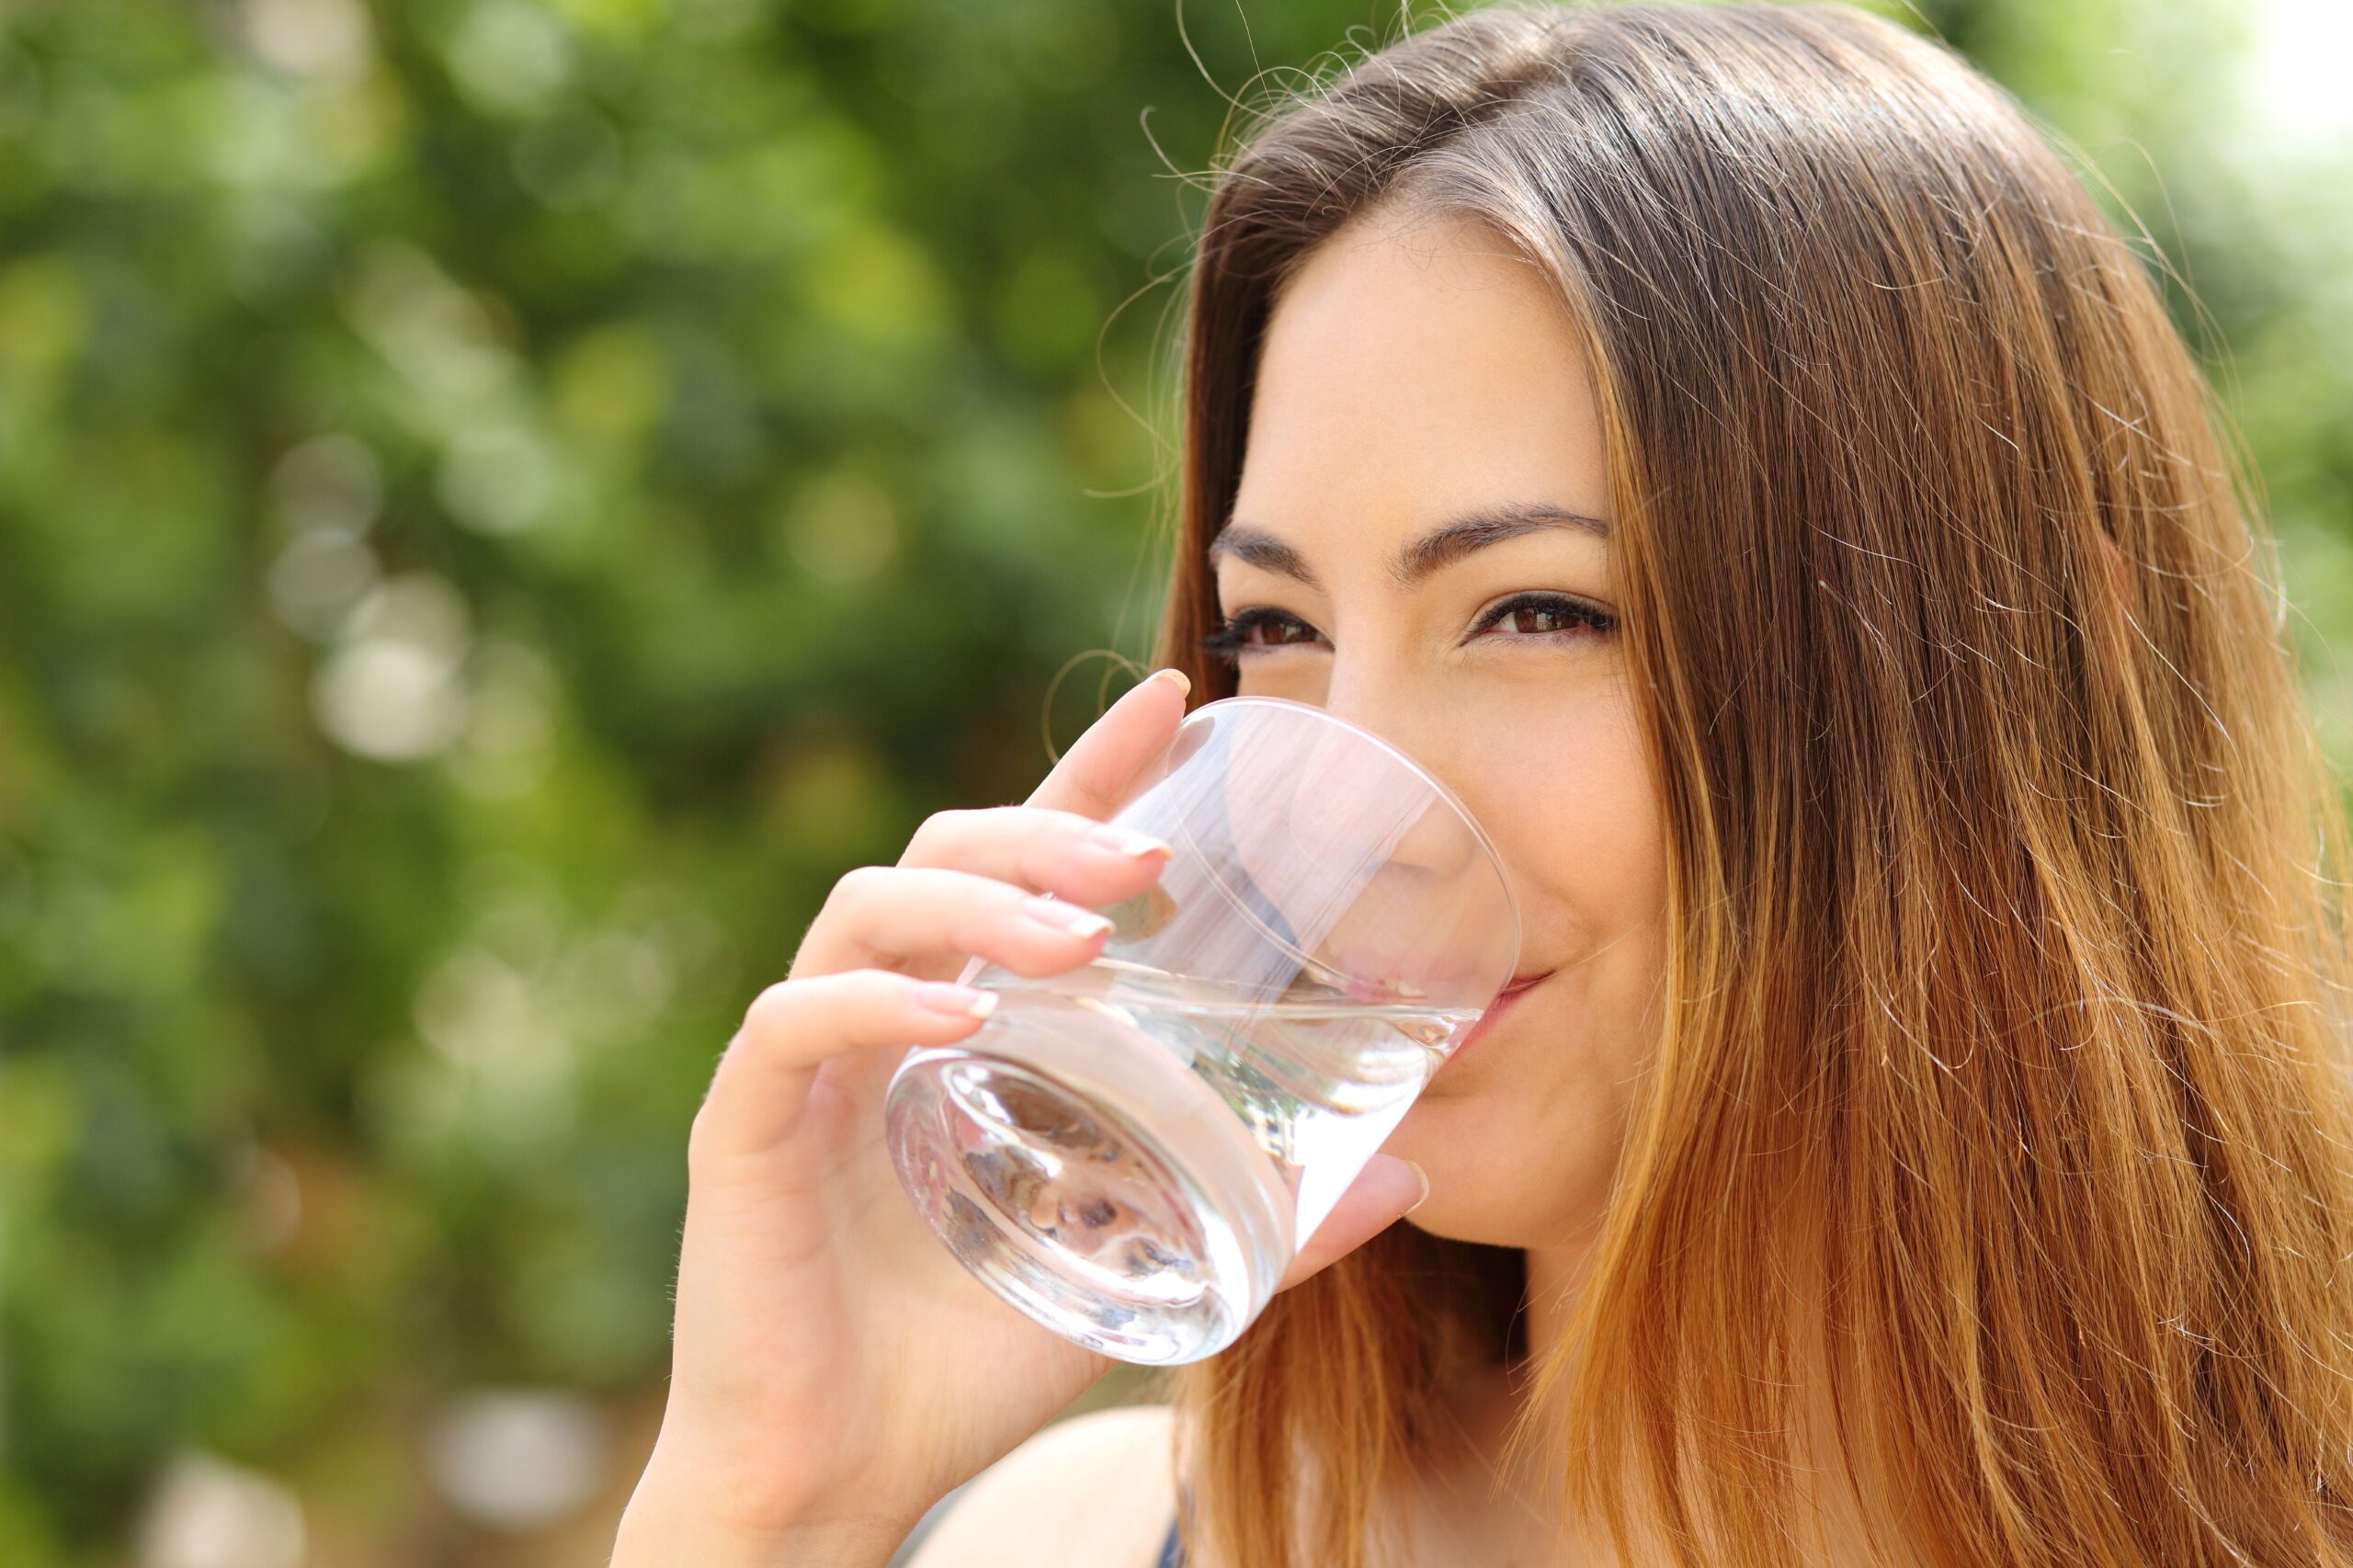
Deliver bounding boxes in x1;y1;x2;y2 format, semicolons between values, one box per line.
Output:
0;0;2344;1562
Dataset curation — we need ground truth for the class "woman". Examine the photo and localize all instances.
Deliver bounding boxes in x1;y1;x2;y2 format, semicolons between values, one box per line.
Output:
610;3;2353;1564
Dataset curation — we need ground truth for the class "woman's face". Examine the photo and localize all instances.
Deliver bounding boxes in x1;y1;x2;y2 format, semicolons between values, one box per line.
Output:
1212;206;1668;1253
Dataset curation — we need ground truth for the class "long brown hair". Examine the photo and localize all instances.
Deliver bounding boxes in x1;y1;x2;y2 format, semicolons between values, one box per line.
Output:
1140;4;2353;1564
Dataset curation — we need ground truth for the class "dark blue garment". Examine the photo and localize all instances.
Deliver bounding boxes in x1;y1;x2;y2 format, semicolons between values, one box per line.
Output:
1155;1514;1185;1568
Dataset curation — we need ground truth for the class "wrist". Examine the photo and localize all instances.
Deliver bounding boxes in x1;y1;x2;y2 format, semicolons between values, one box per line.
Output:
612;1512;896;1568
613;1476;906;1568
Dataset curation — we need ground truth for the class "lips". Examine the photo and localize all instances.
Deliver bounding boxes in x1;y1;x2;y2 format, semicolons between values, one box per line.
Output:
1438;969;1552;1073
1483;971;1547;1010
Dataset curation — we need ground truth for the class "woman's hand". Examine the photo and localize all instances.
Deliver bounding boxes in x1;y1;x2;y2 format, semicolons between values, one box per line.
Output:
612;668;1432;1568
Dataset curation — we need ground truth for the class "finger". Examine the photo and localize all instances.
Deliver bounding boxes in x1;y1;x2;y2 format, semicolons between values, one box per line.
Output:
1024;667;1191;820
896;804;1175;904
692;969;1001;1165
1273;1153;1430;1292
790;864;1125;984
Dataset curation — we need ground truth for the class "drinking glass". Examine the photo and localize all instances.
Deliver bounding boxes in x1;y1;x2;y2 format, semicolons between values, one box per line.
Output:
883;695;1519;1365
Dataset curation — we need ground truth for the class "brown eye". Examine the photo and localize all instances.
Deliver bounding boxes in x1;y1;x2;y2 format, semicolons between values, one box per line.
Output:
1260;618;1317;645
1472;593;1617;642
1197;608;1328;663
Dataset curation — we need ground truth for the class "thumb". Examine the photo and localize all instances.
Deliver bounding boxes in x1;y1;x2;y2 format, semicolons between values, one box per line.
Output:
1273;1153;1430;1293
1025;666;1190;820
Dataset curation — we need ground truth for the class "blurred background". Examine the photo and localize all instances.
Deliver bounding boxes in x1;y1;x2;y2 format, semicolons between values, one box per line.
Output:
0;0;2344;1563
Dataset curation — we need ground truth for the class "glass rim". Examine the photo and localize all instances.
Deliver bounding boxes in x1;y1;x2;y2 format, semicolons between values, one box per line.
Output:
1174;694;1523;977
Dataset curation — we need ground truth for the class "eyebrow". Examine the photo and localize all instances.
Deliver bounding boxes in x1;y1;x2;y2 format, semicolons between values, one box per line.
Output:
1206;502;1610;592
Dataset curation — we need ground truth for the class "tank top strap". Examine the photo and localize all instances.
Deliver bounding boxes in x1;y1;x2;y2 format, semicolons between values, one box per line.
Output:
1156;1481;1194;1567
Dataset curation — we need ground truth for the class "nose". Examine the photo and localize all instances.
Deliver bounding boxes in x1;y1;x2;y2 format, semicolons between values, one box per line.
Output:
1251;709;1509;1003
1305;687;1483;878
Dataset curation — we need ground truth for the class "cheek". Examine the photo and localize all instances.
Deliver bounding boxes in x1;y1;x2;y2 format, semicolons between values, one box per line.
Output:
1515;692;1665;899
1478;681;1665;943
1383;686;1669;1246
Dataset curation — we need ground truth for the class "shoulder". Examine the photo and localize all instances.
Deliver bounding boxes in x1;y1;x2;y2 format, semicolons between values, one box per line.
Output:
898;1403;1180;1568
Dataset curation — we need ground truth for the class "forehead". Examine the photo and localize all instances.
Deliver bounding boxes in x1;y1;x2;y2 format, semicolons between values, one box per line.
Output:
1233;208;1610;552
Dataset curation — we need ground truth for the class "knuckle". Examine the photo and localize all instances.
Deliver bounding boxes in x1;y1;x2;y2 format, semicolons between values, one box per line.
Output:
844;861;894;897
930;806;983;837
826;862;891;910
738;978;799;1041
902;808;966;862
685;1099;727;1172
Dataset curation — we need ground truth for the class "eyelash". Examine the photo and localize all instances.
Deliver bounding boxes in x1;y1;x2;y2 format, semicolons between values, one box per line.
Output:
1196;592;1618;664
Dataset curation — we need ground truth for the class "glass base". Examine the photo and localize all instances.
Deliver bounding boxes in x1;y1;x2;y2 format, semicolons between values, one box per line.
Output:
883;990;1297;1365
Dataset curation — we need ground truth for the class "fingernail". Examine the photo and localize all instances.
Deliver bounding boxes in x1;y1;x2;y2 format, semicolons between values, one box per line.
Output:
1148;667;1191;697
1086;823;1172;859
914;982;998;1019
1023;894;1114;940
1404;1160;1431;1213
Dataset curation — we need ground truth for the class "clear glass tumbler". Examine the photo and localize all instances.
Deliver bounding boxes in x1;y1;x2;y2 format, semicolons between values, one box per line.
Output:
882;696;1520;1365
